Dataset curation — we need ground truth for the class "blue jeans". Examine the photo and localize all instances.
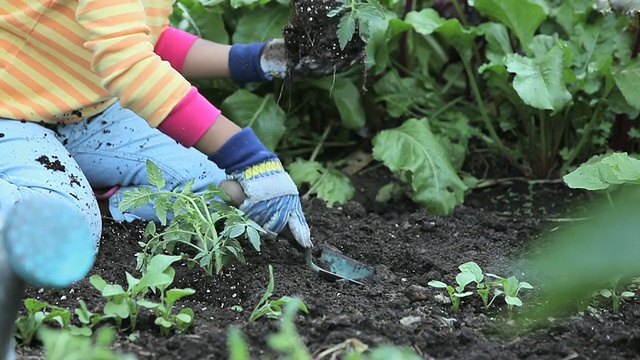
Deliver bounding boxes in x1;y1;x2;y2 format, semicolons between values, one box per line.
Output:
0;102;226;247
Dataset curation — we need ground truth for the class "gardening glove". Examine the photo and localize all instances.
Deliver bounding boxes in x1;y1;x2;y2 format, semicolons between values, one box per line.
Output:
228;39;359;83
208;128;312;249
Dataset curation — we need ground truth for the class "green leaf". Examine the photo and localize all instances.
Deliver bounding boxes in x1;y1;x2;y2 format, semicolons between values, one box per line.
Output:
24;298;49;314
287;160;355;205
372;119;468;215
146;160;165;190
473;0;547;50
338;13;357;50
228;326;250;360
602;152;640;181
166;288;197;306
310;78;366;129
563;153;633;190
89;275;108;292
404;9;446;35
101;284;126;297
145;254;183;275
233;5;290;42
479;23;513;65
427;280;448;288
458;261;484;283
613;58;640;111
104;302;129;319
137;300;160;309
171;2;229;44
221;90;286;151
505;43;572;112
504;296;523;307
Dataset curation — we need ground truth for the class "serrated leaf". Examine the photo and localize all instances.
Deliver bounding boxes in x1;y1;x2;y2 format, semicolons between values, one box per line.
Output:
287;160;354;205
372;119;467;215
146;160;165;189
613;57;640;111
288;159;324;185
473;0;547;49
338;14;356;50
221;90;286;151
505;43;572;112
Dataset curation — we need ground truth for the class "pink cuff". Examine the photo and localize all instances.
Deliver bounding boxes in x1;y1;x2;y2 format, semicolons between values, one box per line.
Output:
155;27;199;72
158;87;221;147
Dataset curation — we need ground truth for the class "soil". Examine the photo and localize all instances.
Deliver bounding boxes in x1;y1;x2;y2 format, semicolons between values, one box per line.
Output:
283;0;365;77
16;169;640;360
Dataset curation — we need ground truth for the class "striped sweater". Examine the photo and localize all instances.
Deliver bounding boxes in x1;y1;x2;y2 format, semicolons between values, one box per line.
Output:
1;0;218;146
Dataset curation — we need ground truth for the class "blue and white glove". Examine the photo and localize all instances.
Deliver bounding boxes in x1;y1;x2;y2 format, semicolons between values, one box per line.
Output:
228;39;360;83
208;128;312;248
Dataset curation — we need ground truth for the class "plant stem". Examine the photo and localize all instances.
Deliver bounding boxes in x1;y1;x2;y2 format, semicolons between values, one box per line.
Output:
309;123;333;162
561;92;610;173
461;58;525;175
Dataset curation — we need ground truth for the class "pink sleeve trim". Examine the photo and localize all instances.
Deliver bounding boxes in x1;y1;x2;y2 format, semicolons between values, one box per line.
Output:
154;27;199;72
158;87;221;148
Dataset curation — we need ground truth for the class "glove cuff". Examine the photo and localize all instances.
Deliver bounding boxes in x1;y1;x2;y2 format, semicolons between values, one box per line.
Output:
208;128;275;173
229;42;272;84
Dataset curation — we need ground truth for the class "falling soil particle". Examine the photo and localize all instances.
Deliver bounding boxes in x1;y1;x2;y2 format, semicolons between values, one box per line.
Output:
36;155;66;172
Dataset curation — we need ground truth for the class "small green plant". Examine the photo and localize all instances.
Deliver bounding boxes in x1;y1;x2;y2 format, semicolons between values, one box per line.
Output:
429;262;534;311
487;274;534;311
14;299;74;346
119;160;263;276
249;265;309;321
595;276;635;312
39;327;136;360
90;254;195;334
427;268;475;311
230;298;422;360
457;261;496;309
327;0;386;50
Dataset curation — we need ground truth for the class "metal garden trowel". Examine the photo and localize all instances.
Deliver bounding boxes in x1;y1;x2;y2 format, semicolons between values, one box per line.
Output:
220;180;376;285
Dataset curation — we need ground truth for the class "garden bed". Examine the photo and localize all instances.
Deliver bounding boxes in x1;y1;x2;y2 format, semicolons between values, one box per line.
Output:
17;172;640;360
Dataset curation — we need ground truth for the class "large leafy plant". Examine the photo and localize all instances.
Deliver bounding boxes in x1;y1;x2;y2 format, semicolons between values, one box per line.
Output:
170;0;640;214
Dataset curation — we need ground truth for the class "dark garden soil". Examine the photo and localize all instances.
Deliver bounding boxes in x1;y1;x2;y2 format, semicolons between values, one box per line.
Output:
283;0;365;77
17;168;640;360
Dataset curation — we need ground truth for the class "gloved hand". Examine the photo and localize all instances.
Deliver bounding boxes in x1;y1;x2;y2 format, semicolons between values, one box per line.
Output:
208;128;312;248
228;39;359;84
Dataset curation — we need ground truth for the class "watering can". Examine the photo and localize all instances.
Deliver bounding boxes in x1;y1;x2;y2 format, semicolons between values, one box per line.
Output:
220;180;376;285
0;199;95;360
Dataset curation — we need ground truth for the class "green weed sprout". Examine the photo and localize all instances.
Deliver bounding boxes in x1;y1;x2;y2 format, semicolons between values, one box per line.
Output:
119;160;263;276
457;262;495;309
39;327;136;360
90;254;195;334
249;265;309;321
487;274;533;311
596;276;635;312
14;299;75;346
428;267;474;311
230;297;422;360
